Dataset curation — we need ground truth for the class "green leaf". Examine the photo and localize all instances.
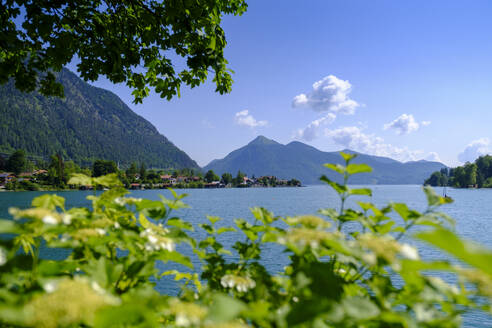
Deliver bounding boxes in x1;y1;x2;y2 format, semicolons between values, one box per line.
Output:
207;216;222;225
324;163;345;175
400;259;454;273
250;207;274;224
68;173;92;186
374;221;394;234
348;188;372;196
346;163;372;175
161;270;193;281
31;194;65;210
139;214;150;229
319;208;339;219
168;188;179;199
342;296;380;320
94;303;157;327
423;186;453;207
242;229;258;242
93;174;123;187
320;175;347;194
137;199;167;220
208;36;216;50
207;294;246;323
340;152;357;163
392;203;421;221
157;251;193;269
357;201;373;212
0;219;20;233
416;228;492;277
217;227;236;234
167;217;193;231
160;197;189;210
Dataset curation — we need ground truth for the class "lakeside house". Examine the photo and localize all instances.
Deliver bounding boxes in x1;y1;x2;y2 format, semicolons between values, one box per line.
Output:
204;181;225;188
34;169;48;175
130;183;142;190
0;171;51;187
0;173;16;187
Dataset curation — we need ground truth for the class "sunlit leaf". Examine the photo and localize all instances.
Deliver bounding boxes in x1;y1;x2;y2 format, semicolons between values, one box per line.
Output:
324;163;345;175
167;217;193;231
348;188;372;196
340;151;357;163
416;228;492;277
423;186;453;207
346;163;372;175
320;175;347;194
67;173;92;186
93;173;122;187
31;194;65;211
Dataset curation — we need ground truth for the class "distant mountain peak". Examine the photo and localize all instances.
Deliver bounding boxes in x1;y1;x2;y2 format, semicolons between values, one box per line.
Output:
248;135;280;146
204;138;446;185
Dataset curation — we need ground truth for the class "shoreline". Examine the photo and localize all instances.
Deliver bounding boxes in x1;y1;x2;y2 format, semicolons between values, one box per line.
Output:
0;185;304;192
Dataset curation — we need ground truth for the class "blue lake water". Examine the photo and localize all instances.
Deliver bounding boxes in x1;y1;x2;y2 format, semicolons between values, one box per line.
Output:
1;185;491;327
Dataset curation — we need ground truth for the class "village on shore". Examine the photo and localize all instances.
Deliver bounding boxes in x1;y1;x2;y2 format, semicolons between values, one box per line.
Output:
0;150;301;191
0;170;301;191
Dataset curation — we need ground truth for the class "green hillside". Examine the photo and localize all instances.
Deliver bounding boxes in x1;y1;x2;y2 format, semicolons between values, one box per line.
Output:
0;68;199;169
204;136;446;185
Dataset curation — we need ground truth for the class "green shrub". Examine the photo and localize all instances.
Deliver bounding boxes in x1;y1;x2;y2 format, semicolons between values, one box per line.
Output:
18;180;40;191
0;154;490;327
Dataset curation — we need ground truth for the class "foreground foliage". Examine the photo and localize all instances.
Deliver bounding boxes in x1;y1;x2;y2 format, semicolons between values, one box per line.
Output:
1;0;247;102
0;153;491;327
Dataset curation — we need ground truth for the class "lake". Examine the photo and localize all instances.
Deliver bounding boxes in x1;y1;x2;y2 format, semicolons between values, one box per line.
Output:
1;185;491;327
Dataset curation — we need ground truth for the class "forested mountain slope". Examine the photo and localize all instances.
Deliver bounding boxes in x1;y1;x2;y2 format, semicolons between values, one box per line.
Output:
0;68;199;169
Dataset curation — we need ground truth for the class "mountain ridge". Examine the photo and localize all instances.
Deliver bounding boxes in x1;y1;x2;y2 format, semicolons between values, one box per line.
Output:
203;136;446;185
0;68;199;169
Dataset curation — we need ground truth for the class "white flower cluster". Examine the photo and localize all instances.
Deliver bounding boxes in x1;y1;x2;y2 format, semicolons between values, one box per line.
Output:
42;213;72;225
114;197;126;206
221;274;256;292
140;227;175;252
62;213;72;225
95;228;106;236
43;280;58;293
168;300;207;327
42;215;58;225
400;243;420;260
175;314;195;327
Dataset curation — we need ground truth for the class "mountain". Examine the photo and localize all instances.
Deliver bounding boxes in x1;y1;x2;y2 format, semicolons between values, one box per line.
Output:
203;136;446;185
0;68;199;169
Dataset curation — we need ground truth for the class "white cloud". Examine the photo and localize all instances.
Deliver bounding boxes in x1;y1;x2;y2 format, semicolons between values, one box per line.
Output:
324;126;436;162
292;75;360;114
383;114;429;135
235;110;268;128
425;152;441;162
295;113;336;141
458;138;490;163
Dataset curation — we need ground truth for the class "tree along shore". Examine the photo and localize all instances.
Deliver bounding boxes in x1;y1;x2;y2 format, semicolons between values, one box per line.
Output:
0;150;301;191
424;154;492;188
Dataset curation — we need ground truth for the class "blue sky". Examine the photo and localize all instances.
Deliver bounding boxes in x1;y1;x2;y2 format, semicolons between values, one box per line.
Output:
69;0;492;167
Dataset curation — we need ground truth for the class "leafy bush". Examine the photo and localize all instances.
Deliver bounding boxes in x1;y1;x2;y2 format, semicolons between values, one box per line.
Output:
0;153;491;327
